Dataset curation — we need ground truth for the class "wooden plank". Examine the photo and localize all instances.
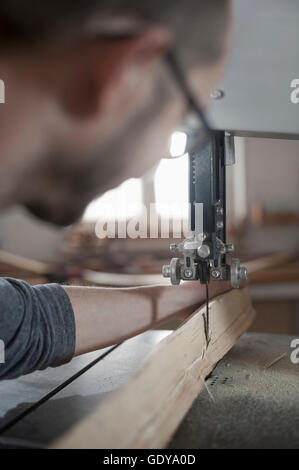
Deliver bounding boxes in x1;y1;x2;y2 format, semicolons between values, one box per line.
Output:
52;287;255;449
245;251;297;275
0;245;294;287
250;202;299;226
82;269;169;286
249;265;299;284
83;251;298;286
0;249;51;274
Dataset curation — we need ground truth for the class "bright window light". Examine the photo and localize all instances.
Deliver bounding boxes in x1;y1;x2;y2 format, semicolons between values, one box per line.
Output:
83;178;142;222
169;132;187;157
154;154;189;219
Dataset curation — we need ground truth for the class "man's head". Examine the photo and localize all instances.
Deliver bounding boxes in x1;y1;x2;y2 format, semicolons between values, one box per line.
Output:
0;0;231;225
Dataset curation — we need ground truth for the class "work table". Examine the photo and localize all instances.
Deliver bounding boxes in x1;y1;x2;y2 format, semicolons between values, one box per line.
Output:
0;331;299;449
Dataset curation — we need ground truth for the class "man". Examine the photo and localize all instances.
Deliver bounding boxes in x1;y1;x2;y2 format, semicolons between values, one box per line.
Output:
0;0;232;379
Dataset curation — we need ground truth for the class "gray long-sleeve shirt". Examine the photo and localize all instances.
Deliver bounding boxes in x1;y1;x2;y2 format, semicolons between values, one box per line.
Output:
0;278;75;380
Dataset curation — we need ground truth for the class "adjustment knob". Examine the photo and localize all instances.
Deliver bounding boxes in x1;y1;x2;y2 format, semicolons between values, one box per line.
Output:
230;258;248;288
162;258;181;285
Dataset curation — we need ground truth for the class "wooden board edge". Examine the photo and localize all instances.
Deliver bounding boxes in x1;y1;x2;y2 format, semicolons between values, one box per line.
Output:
51;287;255;449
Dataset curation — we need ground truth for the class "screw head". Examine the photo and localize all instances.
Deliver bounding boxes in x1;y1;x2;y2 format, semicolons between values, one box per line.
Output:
211;269;221;279
184;269;193;279
211;89;225;100
170;243;177;252
217;221;224;230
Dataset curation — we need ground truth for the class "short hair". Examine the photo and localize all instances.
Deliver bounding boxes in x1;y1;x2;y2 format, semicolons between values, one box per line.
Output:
0;1;230;66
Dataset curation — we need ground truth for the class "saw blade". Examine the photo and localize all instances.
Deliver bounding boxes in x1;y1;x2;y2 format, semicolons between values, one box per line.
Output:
204;280;210;347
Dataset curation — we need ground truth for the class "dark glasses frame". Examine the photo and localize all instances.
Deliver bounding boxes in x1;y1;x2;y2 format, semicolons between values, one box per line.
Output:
88;24;214;153
164;49;213;138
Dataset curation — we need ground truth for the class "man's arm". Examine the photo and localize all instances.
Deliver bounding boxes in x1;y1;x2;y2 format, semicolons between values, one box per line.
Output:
64;281;231;356
0;278;75;380
0;277;230;380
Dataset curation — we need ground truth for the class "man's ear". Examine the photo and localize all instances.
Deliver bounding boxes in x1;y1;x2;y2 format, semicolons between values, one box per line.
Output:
61;26;172;119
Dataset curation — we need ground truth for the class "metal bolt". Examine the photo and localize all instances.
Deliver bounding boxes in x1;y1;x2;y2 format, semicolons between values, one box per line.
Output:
197;244;210;259
170;243;177;252
217;207;224;215
211;89;225;100
239;266;248;281
219;246;226;255
225;243;234;253
211;269;221;279
162;265;170;278
184;269;193;279
217;221;224;230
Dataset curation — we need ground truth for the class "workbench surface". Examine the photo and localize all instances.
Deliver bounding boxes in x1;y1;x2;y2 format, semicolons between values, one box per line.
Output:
1;332;299;449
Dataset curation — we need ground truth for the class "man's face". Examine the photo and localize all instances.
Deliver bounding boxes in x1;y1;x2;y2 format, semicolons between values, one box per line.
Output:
0;25;230;226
